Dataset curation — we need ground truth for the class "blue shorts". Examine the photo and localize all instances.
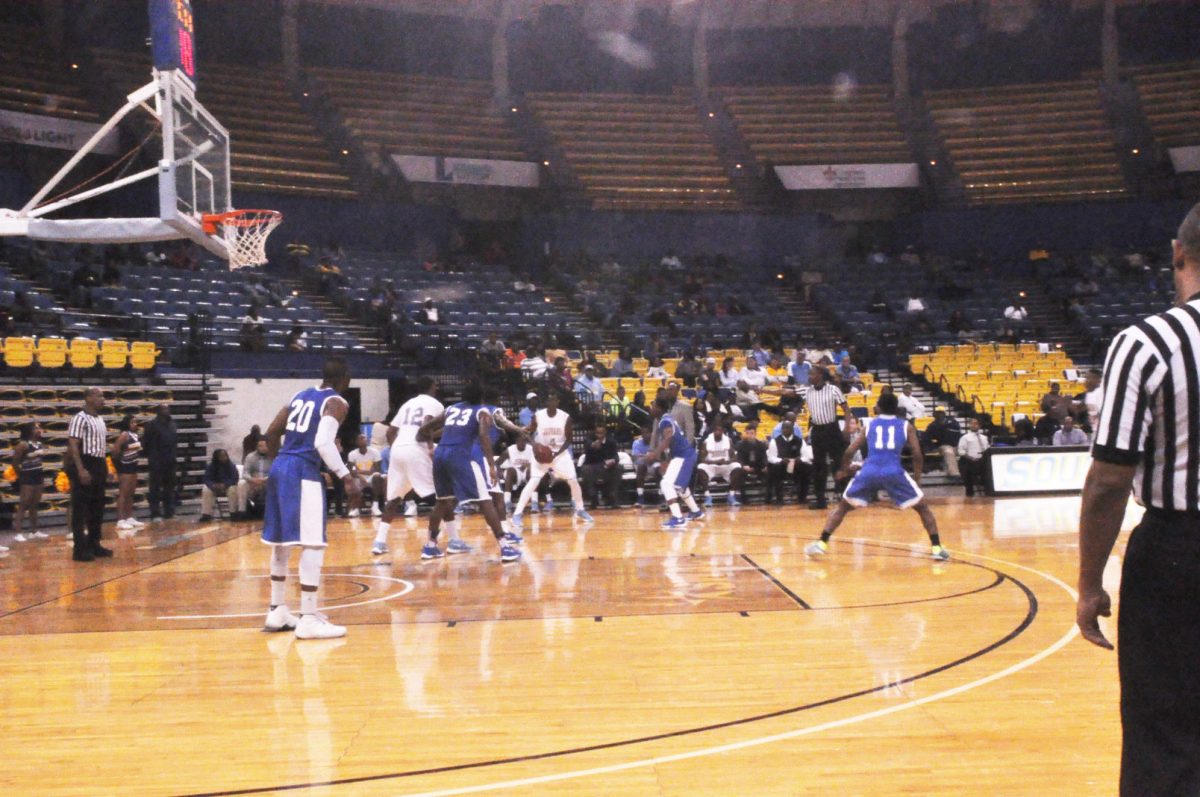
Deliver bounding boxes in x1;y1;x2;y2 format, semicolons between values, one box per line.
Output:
844;465;924;509
433;446;492;503
261;454;327;547
664;448;697;490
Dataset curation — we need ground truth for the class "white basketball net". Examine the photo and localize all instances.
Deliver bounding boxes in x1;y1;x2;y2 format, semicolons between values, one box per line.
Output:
211;210;282;269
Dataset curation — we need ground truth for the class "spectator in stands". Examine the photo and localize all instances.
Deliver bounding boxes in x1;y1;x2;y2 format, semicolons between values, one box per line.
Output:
956;419;990;497
237;439;272;520
665;383;697;444
1052;415;1089;446
242;425;264;459
629;389;650;426
546;356;574;402
766;417;811;504
611;348;636;377
836;355;863;392
736;421;769;501
285;325;308;352
896;385;928;419
718;356;740;399
947;309;973;338
1004;294;1030;333
660;250;683;271
347;434;384;518
581;423;621;508
418;297;441;325
519;393;539;427
736;356;774;421
513;273;537;293
645;357;669;381
696;422;744;507
675;351;702;388
199;449;238;522
905;290;927;316
699;388;737;432
384;308;407;350
750;343;771;367
575;364;604;405
112;414;143;532
581;351;609;376
1012;417;1036;445
480;332;506;366
606;384;631;429
924;408;962;478
631;424;659;507
144;405;178;520
643;332;663;361
1040;382;1070;423
1035;413;1060;446
240;304;266;353
504;343;527;370
698;357;721;396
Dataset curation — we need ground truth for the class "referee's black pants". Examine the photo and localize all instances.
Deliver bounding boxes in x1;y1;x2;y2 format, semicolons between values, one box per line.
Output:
810;422;847;504
1118;509;1200;796
68;456;108;553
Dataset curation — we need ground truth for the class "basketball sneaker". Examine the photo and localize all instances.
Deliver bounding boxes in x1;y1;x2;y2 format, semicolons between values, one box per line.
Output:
575;509;595;523
703;494;713;508
728;493;741;507
371;504;382;518
502;530;523;545
347;509;360;518
529;501;539;514
295;613;346;640
662;516;688;530
686;509;705;522
12;534;27;543
804;540;828;557
510;511;524;531
264;605;299;633
930;545;950;561
129;517;145;528
447;539;473;555
371;541;388;556
32;531;49;539
544;498;555;513
403;501;418;518
500;545;521;563
421;542;444;560
116;519;134;530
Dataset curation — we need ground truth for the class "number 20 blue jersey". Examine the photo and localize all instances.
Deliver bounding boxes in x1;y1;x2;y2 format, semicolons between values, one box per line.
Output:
863;415;907;471
278;386;340;467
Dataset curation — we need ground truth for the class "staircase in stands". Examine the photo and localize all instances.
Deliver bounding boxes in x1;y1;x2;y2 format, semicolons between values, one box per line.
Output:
773;285;842;347
278;278;395;357
1010;281;1094;364
538;287;623;350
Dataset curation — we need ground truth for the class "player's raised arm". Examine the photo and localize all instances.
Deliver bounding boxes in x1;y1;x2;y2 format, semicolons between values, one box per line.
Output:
264;403;290;458
906;422;924;484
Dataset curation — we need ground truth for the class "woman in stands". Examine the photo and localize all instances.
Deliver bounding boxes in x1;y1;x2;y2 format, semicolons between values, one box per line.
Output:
12;422;48;543
112;414;145;532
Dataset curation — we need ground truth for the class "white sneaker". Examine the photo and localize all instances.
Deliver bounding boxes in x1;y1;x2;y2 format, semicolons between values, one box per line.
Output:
347;509;360;518
31;531;49;539
116;519;133;530
371;504;382;517
263;605;299;632
12;534;28;543
0;545;9;552
295;613;346;639
128;517;146;528
404;501;418;518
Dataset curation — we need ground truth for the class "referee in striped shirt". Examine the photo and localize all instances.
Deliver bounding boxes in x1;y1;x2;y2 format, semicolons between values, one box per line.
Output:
805;366;849;509
67;387;113;561
1078;202;1200;795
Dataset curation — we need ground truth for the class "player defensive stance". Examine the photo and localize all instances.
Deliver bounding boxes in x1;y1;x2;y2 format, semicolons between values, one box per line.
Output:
650;397;704;529
804;392;948;560
262;358;361;639
419;383;521;563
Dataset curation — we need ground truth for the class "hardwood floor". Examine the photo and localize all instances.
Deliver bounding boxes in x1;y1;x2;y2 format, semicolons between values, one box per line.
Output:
0;496;1133;796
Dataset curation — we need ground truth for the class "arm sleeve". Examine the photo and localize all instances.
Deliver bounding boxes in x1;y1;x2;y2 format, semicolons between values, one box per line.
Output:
1091;329;1162;465
314;414;350;478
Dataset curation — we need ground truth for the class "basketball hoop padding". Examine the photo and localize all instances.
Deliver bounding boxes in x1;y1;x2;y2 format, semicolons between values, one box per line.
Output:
202;209;282;269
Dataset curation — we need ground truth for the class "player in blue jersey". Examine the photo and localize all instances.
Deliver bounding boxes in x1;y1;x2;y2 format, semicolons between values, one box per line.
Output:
418;382;520;563
475;386;529;545
649;397;704;529
805;392;948;560
261;358;361;639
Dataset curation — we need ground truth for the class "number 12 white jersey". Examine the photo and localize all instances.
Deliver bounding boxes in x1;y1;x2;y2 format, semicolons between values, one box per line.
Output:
390;394;445;446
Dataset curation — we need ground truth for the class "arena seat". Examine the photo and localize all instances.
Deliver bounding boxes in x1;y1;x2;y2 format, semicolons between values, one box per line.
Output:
34;338;68;369
68;338;99;369
3;337;35;368
1129;60;1200;148
0;26;98;122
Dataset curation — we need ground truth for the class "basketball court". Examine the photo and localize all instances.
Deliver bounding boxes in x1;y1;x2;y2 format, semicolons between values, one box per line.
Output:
0;497;1129;796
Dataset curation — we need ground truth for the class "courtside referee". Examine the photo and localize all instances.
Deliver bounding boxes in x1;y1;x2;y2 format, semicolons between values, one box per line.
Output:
805;366;848;509
66;387;113;562
1078;201;1200;795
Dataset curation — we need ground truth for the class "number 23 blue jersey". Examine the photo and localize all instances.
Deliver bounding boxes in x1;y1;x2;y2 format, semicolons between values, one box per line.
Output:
278;386;341;467
438;403;488;450
863;415;907;471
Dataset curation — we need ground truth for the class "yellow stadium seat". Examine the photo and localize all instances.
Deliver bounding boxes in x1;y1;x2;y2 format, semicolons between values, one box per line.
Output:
3;337;35;368
129;341;159;371
68;338;99;369
99;339;129;369
35;338;68;369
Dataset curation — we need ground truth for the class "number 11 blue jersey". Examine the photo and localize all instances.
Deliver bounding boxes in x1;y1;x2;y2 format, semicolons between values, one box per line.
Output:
863;415;907;472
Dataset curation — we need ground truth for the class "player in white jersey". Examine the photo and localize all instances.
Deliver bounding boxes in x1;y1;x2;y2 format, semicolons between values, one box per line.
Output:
696;422;744;506
373;377;452;555
501;438;534;510
510;392;593;530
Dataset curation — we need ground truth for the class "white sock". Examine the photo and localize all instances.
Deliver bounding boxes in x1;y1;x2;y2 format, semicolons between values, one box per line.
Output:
300;589;318;615
373;521;390;545
298;547;323;615
501;519;511;533
269;546;289;607
504;491;511;504
444;518;461;541
636;487;644;497
683;493;700;513
669;502;682;518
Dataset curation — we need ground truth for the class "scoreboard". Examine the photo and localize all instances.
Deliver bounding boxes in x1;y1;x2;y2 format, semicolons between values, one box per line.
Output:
149;0;197;84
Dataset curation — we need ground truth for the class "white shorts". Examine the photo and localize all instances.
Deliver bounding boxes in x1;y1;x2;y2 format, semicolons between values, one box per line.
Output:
529;449;577;483
503;465;529;488
699;463;741;482
387;443;436;501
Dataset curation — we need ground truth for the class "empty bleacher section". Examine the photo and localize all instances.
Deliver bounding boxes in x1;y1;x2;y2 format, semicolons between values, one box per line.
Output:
308;68;527;161
90;50;354;199
910;344;1076;429
527;92;739;212
0;26;97;121
717;84;910;166
0;375;216;525
926;80;1127;204
1130;60;1200;148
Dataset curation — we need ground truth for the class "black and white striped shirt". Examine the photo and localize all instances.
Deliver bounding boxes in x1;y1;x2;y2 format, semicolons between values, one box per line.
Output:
804;383;846;426
1093;296;1200;511
68;410;108;457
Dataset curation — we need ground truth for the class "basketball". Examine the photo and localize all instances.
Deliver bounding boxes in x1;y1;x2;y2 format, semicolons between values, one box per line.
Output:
533;443;554;463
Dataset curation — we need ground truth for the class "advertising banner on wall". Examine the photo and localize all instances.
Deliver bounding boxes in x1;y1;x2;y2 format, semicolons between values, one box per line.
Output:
0;109;120;155
391;154;539;188
1168;145;1200;174
989;446;1092;493
774;163;919;190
